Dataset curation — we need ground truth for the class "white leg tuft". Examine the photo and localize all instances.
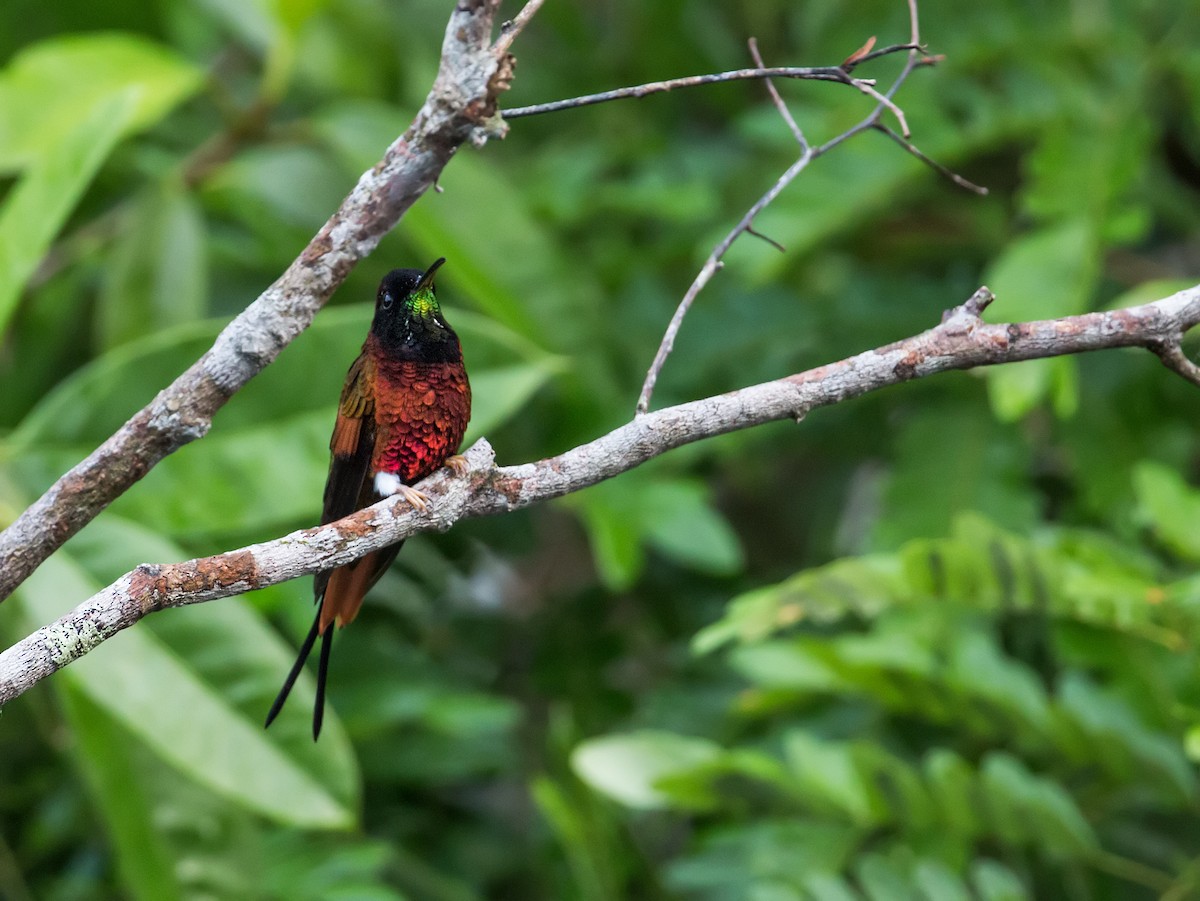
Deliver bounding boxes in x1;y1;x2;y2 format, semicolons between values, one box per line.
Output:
374;471;403;497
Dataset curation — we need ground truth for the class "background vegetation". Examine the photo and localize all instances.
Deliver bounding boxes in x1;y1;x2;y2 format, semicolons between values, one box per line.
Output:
2;0;1200;898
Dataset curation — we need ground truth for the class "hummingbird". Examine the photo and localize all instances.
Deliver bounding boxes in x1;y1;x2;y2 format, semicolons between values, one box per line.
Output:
265;258;471;740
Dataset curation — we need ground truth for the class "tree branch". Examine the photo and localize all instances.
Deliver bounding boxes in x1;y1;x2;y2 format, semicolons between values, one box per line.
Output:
4;282;1199;705
0;0;522;603
501;51;919;119
635;0;957;415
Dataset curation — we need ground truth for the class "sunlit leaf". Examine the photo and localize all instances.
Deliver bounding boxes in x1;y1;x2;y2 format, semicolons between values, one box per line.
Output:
0;34;202;172
0;92;138;338
970;860;1030;901
572;730;722;810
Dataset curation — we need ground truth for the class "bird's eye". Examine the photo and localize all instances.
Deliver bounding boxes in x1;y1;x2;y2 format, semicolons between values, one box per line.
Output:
380;292;394;310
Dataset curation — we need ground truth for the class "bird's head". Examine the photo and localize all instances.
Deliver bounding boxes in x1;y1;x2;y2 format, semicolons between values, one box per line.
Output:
370;258;461;362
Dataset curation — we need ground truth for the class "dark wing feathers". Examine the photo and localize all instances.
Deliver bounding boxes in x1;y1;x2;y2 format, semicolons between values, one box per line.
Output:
322;353;376;525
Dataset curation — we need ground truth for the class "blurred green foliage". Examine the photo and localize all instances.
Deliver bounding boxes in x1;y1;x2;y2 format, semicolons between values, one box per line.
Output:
1;0;1199;898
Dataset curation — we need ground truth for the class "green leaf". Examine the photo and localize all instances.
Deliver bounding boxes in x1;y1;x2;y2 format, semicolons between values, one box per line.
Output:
1057;673;1195;803
572;730;722;810
729;640;842;693
96;183;208;350
641;480;744;576
577;498;646;590
0;33;202;172
1022;108;1152;241
569;474;742;590
462;358;565;446
946;630;1053;738
924;750;983;840
1133;460;1200;561
911;859;972;901
652;748;798;812
204;144;347;230
800;873;861;901
855;854;918;901
979;754;1097;856
667;820;860;896
694;555;902;654
970;860;1030;901
530;776;623;901
783;732;881;827
0;91;138;338
872;405;1038;548
62;686;185;901
13;522;358;829
983;219;1100;421
5;318;222;453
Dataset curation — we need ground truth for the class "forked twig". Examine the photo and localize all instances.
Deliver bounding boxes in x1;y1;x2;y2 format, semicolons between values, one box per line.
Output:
875;123;988;195
636;0;982;414
1151;340;1200;388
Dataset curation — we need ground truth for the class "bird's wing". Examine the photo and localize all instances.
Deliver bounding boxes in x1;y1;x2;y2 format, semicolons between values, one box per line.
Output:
321;351;376;525
316;350;398;634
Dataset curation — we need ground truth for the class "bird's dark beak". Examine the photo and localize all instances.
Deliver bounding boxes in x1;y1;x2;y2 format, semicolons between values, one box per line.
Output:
417;257;446;292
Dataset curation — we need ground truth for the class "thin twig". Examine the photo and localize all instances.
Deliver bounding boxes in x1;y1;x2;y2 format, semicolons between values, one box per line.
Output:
746;227;786;253
502;55;914;118
5;282;1200;704
493;0;546;54
844;42;923;70
748;38;807;149
844;76;910;137
875;123;988;195
636;148;814;415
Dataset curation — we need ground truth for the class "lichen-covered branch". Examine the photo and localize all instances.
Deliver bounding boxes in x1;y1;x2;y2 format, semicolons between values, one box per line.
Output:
3;282;1198;704
0;0;519;603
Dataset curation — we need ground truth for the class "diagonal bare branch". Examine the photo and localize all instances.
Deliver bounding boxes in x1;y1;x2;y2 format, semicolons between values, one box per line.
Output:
0;0;520;603
4;282;1200;704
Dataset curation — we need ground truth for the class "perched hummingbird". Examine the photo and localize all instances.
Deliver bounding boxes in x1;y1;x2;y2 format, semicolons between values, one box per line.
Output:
265;258;471;739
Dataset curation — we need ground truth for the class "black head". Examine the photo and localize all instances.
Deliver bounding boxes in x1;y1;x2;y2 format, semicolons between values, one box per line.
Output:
370;258;461;362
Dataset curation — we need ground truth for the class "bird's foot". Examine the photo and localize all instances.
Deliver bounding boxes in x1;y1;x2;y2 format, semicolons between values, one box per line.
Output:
444;454;469;475
397;485;430;511
373;472;431;511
